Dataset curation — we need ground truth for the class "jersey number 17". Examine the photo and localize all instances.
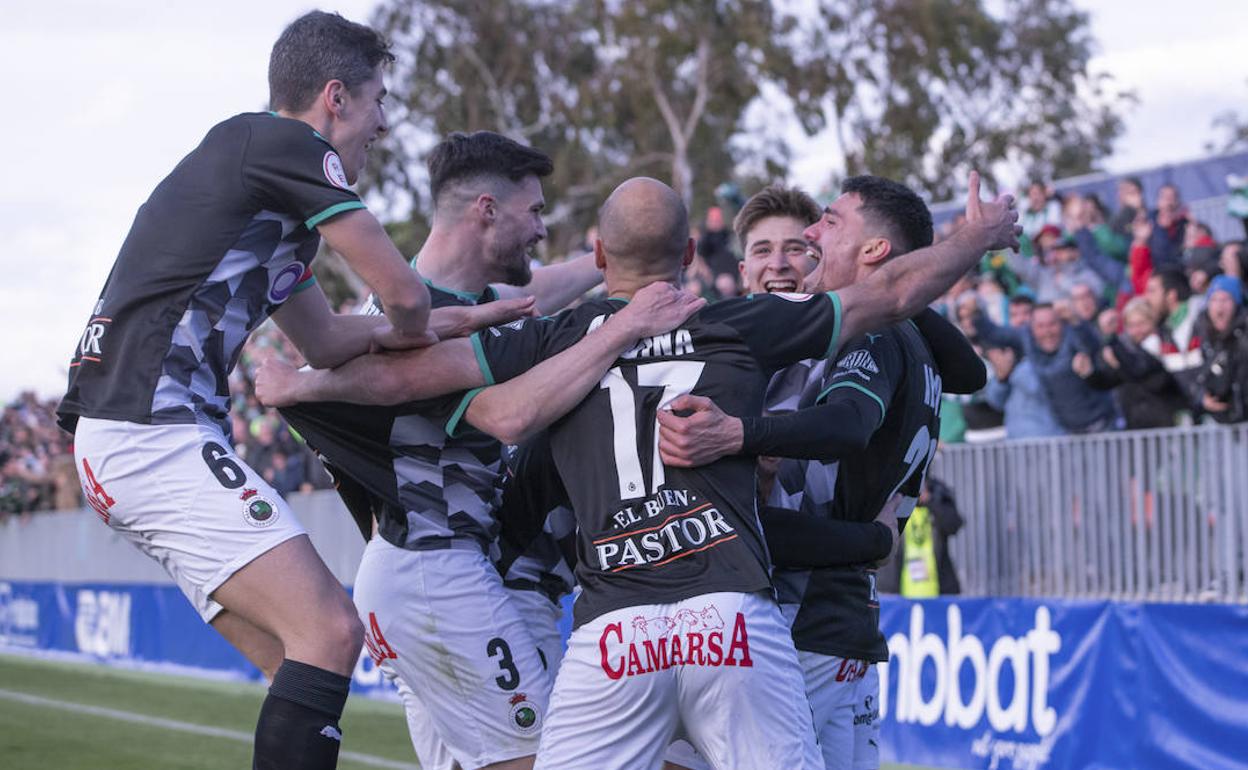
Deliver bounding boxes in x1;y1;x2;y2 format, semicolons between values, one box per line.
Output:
600;361;706;500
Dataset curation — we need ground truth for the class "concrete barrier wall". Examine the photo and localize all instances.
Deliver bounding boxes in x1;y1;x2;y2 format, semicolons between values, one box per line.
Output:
0;490;367;586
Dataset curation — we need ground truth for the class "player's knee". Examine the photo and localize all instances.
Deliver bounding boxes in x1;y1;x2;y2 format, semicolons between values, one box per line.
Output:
335;607;366;656
315;602;365;669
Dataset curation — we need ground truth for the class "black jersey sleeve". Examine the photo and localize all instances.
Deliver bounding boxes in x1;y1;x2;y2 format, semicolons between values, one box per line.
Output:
241;115;366;230
470;306;598;385
814;330;905;429
761;507;894;568
911;308;987;394
762;458;893;566
711;292;844;371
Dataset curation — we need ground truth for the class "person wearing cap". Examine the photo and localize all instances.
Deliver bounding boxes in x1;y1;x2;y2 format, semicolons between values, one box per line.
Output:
1194;275;1248;423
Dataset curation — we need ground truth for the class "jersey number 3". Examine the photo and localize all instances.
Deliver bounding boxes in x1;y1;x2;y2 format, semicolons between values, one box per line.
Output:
600;361;705;500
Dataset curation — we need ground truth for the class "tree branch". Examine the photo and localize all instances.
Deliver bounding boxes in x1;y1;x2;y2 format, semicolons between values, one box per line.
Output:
681;36;712;143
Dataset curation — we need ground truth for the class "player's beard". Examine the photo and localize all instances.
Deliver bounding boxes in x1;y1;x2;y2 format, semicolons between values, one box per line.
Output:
497;243;533;286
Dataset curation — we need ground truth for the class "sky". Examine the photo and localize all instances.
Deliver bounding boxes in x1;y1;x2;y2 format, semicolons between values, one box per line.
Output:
3;0;1247;400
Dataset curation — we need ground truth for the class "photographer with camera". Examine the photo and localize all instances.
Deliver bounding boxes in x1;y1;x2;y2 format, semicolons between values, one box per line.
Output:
1194;276;1248;424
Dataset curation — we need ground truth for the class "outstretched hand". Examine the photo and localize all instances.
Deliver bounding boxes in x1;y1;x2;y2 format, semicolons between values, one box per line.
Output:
429;296;538;340
964;171;1022;253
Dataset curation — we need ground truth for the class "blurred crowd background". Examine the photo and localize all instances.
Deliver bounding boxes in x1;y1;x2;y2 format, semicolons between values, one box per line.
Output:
6;167;1246;517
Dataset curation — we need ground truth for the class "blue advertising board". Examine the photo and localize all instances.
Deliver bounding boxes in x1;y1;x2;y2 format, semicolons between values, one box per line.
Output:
0;581;397;698
876;597;1248;770
3;581;1246;768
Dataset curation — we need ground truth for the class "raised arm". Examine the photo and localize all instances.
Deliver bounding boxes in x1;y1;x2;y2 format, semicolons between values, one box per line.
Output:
912;307;987;394
492;251;604;314
832;172;1021;344
317;208;431;341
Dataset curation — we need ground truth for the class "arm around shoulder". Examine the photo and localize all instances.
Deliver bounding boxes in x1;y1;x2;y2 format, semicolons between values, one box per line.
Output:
316;208;430;337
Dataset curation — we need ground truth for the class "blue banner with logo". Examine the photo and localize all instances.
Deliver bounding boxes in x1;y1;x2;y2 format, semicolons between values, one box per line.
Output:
5;582;1248;768
0;581;396;697
876;596;1248;770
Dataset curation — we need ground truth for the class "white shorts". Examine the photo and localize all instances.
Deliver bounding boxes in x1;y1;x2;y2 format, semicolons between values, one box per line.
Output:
534;591;821;770
801;651;879;770
504;586;567;675
354;539;552;769
662;739;710;770
851;665;881;770
72;416;305;622
389;673;456;770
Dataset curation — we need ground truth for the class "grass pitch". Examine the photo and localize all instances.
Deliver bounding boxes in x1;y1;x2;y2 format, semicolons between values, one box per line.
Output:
0;652;949;769
0;653;413;769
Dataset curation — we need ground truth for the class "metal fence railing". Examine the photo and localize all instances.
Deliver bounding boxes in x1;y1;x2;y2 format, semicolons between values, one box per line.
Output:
936;423;1248;603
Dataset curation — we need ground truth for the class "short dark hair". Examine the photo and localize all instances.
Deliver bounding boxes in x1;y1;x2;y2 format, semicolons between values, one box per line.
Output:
1154;268;1191;300
1009;294;1036;307
269;11;394;112
840;175;933;256
1085;193;1109;219
732;185;821;252
427;131;554;206
1121;176;1143;193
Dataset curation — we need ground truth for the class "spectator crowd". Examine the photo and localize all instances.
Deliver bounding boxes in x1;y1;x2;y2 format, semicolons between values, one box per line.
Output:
5;172;1247;514
930;177;1248;442
2;324;330;517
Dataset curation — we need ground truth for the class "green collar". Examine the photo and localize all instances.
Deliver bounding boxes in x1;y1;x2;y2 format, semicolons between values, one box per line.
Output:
423;277;489;303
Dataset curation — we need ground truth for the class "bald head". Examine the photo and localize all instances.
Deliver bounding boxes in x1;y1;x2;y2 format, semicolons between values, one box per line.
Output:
597;178;690;275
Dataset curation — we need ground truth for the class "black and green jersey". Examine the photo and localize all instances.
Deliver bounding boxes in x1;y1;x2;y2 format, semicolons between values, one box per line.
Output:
281;283;512;553
470;291;845;627
493;432;577;606
59;112;365;435
768;320;942;661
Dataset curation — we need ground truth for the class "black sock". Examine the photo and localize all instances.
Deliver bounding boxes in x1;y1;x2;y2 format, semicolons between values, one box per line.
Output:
253;659;352;770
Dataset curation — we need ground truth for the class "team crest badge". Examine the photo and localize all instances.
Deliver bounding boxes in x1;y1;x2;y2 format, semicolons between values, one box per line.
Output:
323;151;350;189
240;488;279;528
508;693;541;734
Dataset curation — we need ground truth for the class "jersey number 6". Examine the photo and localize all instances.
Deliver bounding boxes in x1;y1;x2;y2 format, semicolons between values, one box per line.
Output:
201;442;246;489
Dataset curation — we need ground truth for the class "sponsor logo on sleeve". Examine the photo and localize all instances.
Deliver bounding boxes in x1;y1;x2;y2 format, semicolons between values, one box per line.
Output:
834;349;880;381
323;151;350;189
268;261;307;304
